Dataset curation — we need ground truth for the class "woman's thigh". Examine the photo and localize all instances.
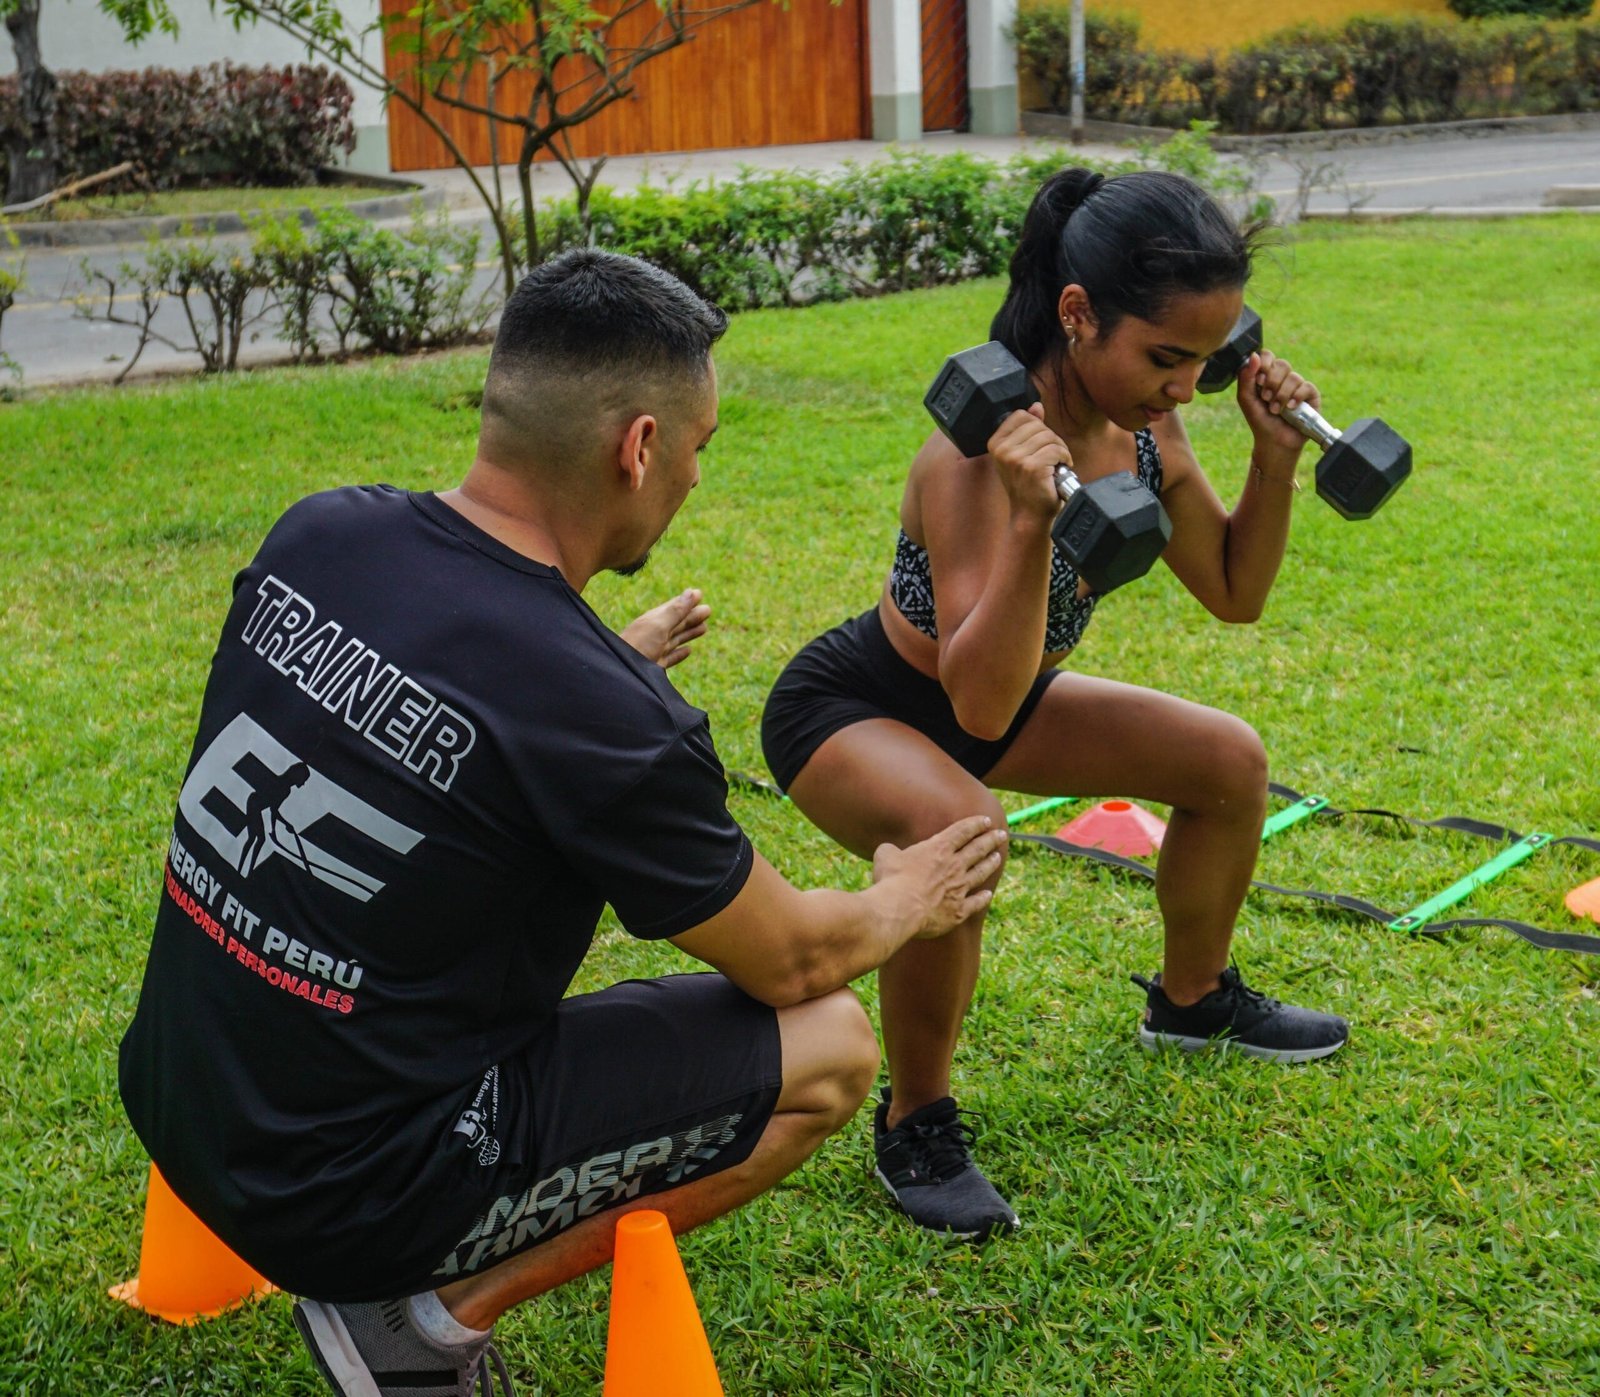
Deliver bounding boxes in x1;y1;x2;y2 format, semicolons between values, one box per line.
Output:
785;718;1007;861
981;672;1267;813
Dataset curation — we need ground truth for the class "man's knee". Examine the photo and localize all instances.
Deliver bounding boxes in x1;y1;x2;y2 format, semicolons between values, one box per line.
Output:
776;987;878;1127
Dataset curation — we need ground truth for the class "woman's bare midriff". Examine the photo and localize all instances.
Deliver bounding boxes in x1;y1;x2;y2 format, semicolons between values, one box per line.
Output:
877;581;1071;683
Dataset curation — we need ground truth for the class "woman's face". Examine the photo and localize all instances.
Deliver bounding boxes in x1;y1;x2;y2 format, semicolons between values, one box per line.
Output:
1070;286;1245;433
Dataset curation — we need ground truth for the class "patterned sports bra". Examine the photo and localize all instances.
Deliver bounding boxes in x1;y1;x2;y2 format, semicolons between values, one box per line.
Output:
888;427;1165;656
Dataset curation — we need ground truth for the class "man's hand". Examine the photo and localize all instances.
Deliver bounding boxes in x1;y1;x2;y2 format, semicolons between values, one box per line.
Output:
621;588;711;669
872;816;1007;939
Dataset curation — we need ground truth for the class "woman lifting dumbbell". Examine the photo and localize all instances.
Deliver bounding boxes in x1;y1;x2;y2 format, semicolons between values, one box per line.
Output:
760;168;1350;1241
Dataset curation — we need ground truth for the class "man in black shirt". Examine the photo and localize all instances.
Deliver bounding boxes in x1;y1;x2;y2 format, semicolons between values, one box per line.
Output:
119;250;1006;1396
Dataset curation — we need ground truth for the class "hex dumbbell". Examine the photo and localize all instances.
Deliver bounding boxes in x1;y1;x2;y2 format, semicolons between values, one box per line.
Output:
1199;306;1412;520
924;341;1172;592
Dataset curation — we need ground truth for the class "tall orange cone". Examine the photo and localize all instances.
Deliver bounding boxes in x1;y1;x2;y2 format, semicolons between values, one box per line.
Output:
1056;799;1169;857
603;1210;723;1396
109;1164;276;1324
1566;876;1600;923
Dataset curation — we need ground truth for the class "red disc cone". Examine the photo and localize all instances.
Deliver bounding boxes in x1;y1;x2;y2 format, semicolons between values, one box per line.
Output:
109;1164;276;1324
1055;800;1168;857
1566;876;1600;923
603;1211;723;1396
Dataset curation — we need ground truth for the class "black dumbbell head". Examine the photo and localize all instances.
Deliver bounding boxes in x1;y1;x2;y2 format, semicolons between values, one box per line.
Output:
925;341;1041;458
1198;305;1263;395
1052;473;1174;593
1315;418;1412;520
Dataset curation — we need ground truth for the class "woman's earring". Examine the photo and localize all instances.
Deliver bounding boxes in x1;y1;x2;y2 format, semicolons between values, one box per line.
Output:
1062;319;1076;348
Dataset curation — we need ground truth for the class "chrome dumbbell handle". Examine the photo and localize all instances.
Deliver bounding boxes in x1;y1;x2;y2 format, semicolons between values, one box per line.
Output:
1053;463;1086;505
1283;400;1342;450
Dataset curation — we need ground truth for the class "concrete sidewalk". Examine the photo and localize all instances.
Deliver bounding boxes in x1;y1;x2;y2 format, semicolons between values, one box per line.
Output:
403;130;1130;208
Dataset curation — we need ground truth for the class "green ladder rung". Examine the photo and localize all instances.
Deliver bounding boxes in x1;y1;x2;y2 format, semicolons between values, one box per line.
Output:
1007;796;1077;827
1261;795;1328;842
1388;833;1553;932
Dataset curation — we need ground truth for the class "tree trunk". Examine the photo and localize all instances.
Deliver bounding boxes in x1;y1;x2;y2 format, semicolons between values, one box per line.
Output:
4;0;59;207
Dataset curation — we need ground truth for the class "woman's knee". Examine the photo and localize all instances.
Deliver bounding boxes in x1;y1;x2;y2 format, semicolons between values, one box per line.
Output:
1200;712;1269;817
907;786;1008;849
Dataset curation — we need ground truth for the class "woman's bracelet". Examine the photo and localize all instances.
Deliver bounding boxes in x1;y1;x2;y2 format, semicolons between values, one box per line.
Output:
1251;463;1301;493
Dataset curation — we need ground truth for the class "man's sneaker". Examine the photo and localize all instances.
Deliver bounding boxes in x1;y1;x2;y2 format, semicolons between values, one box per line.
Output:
873;1090;1019;1240
293;1295;516;1397
1132;966;1348;1064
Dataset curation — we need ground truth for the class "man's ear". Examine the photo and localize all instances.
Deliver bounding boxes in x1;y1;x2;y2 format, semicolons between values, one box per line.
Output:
618;414;659;493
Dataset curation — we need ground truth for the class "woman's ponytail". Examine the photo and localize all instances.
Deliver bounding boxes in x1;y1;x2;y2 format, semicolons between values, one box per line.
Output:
990;167;1105;369
989;167;1261;373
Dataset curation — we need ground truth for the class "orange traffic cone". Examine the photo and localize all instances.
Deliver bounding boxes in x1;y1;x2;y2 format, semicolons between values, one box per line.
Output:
1056;799;1168;857
1566;876;1600;923
109;1164;276;1324
603;1210;723;1396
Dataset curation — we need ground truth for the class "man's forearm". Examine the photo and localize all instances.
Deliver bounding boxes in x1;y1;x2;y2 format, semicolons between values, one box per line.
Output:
776;881;927;1004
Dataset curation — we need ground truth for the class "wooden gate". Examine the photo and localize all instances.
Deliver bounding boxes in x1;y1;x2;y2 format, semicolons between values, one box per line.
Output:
920;0;969;133
383;0;869;172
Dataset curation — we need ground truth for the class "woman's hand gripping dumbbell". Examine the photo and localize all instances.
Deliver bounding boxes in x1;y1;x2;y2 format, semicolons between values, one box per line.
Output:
1199;307;1412;519
924;341;1172;592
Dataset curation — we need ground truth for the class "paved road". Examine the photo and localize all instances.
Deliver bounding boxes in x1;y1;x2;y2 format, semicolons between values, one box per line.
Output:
1253;127;1600;214
5;127;1596;388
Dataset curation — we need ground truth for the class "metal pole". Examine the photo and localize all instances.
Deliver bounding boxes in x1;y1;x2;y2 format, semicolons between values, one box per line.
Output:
1069;0;1085;145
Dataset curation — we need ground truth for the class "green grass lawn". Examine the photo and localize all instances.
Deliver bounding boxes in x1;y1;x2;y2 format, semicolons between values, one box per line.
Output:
3;217;1599;1395
12;182;407;223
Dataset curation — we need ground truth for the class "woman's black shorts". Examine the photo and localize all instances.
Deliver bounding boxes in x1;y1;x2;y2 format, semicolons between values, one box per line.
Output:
761;606;1058;791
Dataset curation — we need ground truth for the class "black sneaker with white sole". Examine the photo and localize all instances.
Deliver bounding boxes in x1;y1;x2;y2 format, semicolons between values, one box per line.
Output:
293;1295;515;1397
873;1090;1019;1241
1132;966;1348;1064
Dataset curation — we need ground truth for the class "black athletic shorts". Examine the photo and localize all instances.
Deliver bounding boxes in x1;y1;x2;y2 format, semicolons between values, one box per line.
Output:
340;973;781;1301
761;607;1058;792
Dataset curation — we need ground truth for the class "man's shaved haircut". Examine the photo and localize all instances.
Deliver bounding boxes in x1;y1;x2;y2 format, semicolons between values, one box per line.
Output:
480;250;728;473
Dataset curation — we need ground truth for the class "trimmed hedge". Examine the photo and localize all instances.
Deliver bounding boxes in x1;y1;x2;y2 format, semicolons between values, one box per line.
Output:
1013;8;1600;132
0;64;356;194
513;137;1271;313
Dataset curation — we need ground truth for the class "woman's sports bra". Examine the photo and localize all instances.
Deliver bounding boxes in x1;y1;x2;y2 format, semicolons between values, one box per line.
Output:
888;427;1164;655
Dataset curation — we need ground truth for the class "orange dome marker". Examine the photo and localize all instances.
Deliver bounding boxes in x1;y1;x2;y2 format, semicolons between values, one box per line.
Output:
109;1164;276;1324
1055;800;1168;858
603;1210;723;1396
1566;876;1600;923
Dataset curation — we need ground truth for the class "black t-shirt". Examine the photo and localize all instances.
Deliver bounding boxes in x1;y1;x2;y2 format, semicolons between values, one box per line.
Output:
118;486;753;1285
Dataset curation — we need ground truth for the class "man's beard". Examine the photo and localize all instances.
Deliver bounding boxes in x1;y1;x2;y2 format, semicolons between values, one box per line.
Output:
612;517;673;578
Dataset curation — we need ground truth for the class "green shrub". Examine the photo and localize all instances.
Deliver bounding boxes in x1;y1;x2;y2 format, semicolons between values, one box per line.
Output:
74;202;487;380
1462;14;1600;112
303;206;486;357
1222;24;1349;133
1014;4;1600;130
75;229;273;378
509;137;1267;309
1010;9;1145;114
